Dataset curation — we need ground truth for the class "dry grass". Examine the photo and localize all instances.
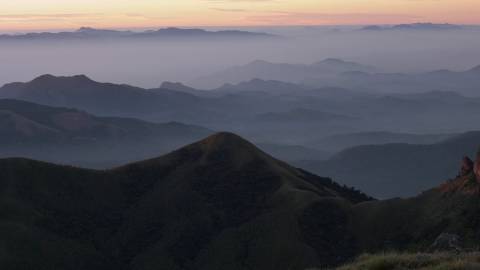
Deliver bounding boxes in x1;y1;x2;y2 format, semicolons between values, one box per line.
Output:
311;252;480;270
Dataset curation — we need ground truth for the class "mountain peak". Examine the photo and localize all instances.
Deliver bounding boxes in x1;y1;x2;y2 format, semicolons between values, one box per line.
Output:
196;132;259;155
31;74;56;82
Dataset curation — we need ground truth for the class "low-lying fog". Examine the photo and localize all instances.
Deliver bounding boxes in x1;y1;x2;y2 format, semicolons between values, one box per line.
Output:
1;26;480;88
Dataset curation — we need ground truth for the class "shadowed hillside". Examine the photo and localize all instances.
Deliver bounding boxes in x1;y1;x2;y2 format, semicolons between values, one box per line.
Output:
2;132;480;270
0;132;371;270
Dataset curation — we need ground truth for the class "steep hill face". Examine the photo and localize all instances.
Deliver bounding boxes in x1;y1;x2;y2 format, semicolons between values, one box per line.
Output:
0;132;371;270
0;99;213;167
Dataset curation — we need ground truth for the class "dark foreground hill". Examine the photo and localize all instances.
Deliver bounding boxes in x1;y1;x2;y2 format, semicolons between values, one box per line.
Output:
0;132;370;270
2;132;480;270
0;99;213;167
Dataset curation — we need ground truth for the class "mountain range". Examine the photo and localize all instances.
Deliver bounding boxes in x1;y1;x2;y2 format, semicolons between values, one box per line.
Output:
194;59;480;97
3;73;480;198
0;98;330;167
3;73;480;139
1;132;480;270
360;23;464;31
0;27;276;41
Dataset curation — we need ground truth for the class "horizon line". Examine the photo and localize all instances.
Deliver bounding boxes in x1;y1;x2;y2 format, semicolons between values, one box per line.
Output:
1;22;478;34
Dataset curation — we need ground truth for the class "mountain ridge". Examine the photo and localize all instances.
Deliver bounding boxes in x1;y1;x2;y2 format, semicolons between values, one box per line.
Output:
0;27;276;41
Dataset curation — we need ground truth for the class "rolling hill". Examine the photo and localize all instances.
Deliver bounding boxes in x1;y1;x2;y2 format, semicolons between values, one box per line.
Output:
0;99;213;167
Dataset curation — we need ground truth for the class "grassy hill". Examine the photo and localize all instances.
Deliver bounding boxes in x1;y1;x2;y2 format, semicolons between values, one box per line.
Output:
0;132;371;270
2;131;479;270
329;252;480;270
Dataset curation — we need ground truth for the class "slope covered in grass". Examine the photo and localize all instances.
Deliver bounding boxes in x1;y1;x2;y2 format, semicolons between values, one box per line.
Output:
332;252;480;270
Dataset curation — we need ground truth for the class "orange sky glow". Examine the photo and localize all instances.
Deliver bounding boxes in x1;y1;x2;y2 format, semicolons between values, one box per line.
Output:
0;0;479;31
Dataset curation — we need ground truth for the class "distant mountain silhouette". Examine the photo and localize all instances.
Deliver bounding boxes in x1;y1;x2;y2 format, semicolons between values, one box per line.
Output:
361;23;463;31
255;108;355;123
192;58;376;88
215;78;309;93
299;131;480;198
331;67;480;96
0;99;213;167
0;132;370;270
310;131;453;152
0;74;205;122
0;27;276;41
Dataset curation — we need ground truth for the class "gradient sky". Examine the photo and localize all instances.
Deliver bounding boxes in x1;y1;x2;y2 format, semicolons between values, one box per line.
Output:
1;0;479;31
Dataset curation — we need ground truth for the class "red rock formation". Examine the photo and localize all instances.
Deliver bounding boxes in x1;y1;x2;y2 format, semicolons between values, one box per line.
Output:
460;156;474;176
475;151;480;182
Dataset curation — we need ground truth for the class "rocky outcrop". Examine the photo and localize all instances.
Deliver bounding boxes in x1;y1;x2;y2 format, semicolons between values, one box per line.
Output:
475;150;480;182
460;156;474;176
429;233;462;253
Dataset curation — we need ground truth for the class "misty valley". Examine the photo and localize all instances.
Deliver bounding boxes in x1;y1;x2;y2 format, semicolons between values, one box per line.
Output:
2;23;480;270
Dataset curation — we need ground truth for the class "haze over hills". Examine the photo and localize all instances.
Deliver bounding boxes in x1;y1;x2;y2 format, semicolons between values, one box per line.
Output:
255;108;355;123
329;66;480;96
0;99;213;167
299;131;480;198
0;27;276;41
310;131;454;152
0;98;331;167
194;59;480;96
191;58;376;88
1;2;480;268
4;74;480;156
2;132;480;269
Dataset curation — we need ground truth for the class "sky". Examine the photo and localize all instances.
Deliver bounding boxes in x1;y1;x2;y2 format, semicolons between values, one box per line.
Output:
0;0;479;31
